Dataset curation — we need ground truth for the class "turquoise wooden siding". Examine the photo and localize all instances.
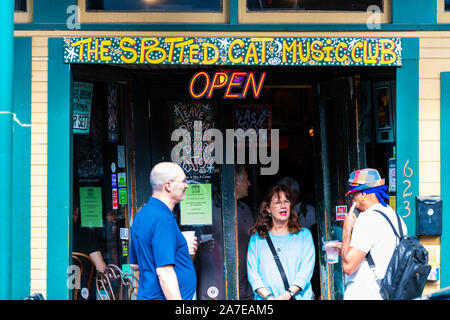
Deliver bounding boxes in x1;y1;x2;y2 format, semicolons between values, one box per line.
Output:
47;38;73;300
440;72;450;288
12;36;32;300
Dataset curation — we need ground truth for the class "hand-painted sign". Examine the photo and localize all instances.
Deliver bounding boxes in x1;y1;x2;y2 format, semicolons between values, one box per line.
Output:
63;37;402;67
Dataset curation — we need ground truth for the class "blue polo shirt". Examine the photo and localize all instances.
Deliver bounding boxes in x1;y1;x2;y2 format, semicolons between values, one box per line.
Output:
129;197;196;300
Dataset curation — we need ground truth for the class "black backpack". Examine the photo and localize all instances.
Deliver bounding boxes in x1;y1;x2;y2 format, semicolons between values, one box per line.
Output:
366;209;431;300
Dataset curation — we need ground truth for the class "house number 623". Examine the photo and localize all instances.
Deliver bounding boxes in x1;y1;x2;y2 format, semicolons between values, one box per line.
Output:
402;160;413;218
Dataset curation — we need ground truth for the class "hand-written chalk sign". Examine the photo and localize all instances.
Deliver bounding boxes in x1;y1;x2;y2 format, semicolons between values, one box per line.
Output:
172;101;216;179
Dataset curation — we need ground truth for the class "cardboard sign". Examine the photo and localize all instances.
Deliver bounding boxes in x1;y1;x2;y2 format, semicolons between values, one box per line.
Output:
336;205;347;221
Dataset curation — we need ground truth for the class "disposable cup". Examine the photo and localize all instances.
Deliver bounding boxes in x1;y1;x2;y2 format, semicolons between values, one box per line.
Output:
323;240;339;264
182;231;196;250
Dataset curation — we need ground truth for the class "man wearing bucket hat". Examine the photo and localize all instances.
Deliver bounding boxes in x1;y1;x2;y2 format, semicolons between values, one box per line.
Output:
331;168;407;300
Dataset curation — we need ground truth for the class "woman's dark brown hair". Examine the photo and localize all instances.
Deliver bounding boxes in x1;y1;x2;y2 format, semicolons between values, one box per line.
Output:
249;185;301;238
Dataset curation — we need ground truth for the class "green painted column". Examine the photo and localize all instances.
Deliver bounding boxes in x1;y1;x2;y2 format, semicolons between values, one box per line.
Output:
0;1;14;300
396;38;420;235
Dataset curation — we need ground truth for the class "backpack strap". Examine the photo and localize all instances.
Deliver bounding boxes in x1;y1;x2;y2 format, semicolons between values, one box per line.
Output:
366;209;404;288
372;209;404;239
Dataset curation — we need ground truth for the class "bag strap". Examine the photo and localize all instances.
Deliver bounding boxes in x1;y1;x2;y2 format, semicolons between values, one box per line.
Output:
265;236;296;300
372;209;404;239
366;209;404;278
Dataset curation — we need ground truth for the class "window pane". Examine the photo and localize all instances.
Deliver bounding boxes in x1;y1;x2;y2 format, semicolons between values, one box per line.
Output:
247;0;383;12
14;0;27;12
86;0;222;12
446;0;450;11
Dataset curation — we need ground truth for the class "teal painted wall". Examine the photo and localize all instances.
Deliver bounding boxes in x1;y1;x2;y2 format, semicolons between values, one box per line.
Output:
395;38;420;235
0;0;15;300
440;72;450;288
47;38;73;300
393;0;437;24
34;0;77;24
12;37;32;300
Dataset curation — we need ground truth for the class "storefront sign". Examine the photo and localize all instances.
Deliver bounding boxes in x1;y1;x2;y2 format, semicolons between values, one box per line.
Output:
73;82;93;135
64;37;402;67
189;71;266;99
180;183;213;226
79;187;103;228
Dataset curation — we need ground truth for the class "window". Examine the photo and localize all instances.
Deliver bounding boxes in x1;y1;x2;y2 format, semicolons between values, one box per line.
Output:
240;0;391;24
247;0;383;12
14;0;32;23
86;0;222;12
438;0;450;23
79;0;228;23
14;0;27;12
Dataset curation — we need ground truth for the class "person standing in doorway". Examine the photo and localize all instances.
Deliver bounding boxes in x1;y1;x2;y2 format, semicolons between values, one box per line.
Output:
277;176;320;299
129;162;198;300
330;168;407;300
277;176;316;229
235;165;255;300
247;185;315;300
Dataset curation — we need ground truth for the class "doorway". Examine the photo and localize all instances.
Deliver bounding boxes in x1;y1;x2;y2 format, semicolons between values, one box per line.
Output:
69;63;396;300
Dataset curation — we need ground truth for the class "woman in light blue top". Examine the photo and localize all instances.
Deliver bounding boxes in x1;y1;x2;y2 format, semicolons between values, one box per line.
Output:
247;185;315;300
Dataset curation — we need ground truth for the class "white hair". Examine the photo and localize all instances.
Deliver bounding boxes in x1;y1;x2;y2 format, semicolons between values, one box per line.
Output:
150;162;183;192
276;176;300;194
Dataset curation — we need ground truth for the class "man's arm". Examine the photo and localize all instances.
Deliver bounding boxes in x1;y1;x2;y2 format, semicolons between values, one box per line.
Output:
341;232;366;275
156;265;182;300
89;251;106;273
340;203;366;275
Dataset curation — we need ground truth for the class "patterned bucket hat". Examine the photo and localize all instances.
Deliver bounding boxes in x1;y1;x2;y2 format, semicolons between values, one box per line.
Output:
345;168;385;196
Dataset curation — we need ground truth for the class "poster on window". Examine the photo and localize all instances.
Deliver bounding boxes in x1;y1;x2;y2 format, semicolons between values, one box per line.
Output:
180;183;213;226
73;82;93;135
79;187;103;228
172;101;215;179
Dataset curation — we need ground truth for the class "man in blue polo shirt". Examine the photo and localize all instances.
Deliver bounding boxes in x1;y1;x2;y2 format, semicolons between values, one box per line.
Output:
129;162;198;300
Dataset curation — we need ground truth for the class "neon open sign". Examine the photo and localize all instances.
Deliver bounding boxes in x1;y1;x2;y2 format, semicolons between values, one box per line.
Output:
189;71;266;99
